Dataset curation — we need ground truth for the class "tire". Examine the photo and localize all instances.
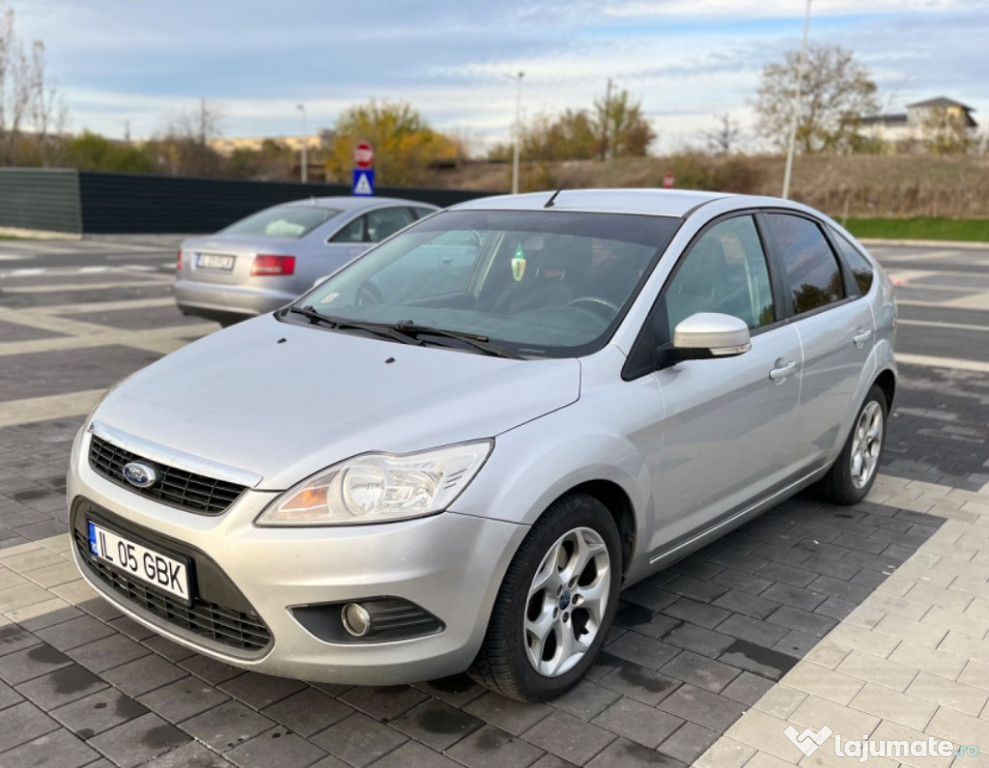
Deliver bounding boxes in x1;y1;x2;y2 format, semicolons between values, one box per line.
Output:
815;384;888;505
468;493;622;702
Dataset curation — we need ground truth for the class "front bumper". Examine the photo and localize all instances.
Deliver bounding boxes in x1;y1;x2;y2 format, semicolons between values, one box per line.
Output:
67;427;527;685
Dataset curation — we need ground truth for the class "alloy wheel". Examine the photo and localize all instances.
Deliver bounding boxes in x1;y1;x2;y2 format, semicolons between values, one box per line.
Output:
523;526;611;677
850;400;883;489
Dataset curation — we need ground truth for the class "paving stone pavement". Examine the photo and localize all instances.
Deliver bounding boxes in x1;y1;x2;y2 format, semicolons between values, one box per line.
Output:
0;247;987;767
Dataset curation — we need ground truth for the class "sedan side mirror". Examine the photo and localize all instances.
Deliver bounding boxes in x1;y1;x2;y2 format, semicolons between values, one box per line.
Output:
656;312;751;368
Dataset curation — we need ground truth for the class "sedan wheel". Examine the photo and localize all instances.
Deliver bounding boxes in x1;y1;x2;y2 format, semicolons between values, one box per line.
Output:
469;493;622;702
850;401;883;489
815;383;888;505
524;526;611;678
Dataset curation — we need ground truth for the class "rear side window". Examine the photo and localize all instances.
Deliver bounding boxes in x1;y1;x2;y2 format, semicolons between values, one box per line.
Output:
833;232;875;296
330;216;366;243
766;213;844;315
366;207;415;242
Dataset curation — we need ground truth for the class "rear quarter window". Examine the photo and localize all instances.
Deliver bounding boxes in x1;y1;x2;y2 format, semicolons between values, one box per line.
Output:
832;231;875;296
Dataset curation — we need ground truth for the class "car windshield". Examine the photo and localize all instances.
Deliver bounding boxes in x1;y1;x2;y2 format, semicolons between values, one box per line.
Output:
291;209;680;357
220;204;341;238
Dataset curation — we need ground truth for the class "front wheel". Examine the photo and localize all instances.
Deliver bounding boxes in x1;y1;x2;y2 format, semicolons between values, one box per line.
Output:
814;383;888;505
468;493;622;702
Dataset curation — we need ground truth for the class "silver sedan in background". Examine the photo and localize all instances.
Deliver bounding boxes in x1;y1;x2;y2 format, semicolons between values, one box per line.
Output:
175;196;439;325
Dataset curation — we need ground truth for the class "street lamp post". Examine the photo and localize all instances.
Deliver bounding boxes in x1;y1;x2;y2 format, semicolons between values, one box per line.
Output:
510;71;524;195
296;103;308;184
782;0;812;200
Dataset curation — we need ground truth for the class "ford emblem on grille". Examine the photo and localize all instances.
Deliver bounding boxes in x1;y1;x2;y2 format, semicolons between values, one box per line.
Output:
122;461;158;488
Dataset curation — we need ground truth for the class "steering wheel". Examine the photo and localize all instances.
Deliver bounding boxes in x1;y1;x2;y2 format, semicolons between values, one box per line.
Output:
566;296;620;316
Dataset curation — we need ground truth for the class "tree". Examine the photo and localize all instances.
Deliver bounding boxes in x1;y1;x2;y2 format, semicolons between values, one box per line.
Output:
705;113;742;156
522;109;599;162
594;88;655;158
147;99;225;176
0;3;66;165
918;108;977;155
754;44;879;153
325;100;464;186
64;130;153;173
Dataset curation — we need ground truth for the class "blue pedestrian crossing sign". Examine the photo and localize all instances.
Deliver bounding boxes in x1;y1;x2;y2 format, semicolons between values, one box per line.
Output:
352;169;375;196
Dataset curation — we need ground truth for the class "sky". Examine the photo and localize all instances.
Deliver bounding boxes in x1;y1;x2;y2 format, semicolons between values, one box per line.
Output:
8;0;988;154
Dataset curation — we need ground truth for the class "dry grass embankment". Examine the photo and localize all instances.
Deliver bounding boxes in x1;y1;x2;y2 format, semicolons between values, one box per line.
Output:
427;154;989;221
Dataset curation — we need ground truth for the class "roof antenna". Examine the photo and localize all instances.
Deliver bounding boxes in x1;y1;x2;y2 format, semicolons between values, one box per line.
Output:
544;168;583;208
544;177;570;208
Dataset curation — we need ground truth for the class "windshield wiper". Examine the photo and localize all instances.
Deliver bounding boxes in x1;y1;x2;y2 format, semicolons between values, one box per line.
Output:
285;306;424;346
391;321;520;359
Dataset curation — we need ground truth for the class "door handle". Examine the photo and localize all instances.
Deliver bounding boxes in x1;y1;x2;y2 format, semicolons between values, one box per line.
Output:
853;328;873;347
769;360;797;381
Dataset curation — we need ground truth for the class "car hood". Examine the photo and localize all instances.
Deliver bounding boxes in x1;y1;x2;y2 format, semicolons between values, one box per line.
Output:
93;315;581;490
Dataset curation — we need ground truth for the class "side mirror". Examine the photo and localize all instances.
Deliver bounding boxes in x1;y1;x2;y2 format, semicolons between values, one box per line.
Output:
657;312;751;367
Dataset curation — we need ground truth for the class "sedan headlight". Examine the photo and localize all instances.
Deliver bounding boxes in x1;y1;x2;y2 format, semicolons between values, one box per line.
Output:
256;441;492;526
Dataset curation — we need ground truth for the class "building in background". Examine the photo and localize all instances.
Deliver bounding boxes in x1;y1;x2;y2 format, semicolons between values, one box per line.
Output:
862;97;978;153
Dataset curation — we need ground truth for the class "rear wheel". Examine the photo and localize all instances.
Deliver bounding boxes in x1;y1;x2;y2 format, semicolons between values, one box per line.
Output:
815;384;887;505
468;493;621;702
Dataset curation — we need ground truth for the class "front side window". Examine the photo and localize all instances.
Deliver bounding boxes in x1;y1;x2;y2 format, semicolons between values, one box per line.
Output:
220;205;340;238
766;213;844;314
664;216;776;334
291;209;681;357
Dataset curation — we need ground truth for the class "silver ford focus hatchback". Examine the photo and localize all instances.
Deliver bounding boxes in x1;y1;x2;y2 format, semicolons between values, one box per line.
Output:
68;189;896;701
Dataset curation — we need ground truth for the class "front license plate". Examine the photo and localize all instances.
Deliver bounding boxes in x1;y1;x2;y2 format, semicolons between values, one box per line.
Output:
87;522;191;604
196;253;235;270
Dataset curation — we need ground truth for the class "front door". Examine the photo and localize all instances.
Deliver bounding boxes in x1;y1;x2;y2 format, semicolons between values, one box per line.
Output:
626;215;804;555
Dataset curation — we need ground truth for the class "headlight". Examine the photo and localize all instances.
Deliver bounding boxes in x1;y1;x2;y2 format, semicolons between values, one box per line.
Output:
256;441;492;527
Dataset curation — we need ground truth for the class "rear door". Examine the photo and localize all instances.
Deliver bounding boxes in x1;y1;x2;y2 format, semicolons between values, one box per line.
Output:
761;212;875;473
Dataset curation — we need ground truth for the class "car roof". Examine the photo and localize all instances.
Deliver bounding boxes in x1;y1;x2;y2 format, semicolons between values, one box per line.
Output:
280;196;439;212
449;189;734;218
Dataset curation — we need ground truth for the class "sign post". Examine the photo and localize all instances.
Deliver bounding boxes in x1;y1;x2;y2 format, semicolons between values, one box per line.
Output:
662;172;675;189
352;141;375;196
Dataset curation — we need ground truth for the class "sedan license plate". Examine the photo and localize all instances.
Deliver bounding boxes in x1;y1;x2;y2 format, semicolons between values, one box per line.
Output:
87;522;191;604
196;253;235;270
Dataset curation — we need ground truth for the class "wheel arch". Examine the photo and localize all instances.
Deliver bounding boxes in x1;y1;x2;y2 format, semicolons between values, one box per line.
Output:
565;480;636;580
874;367;896;412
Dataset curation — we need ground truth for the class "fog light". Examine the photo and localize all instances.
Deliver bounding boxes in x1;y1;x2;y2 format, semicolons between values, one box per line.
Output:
341;603;371;637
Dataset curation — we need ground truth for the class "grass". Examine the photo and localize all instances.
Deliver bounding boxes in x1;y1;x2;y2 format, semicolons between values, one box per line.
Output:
843;217;989;243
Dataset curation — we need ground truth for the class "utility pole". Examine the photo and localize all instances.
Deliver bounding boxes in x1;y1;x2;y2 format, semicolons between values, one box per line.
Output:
601;78;613;160
782;0;812;199
297;103;308;184
511;71;524;195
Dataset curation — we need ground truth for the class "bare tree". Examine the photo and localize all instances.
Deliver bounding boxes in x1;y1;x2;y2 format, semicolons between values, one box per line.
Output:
705;113;742;155
153;99;225;175
0;4;66;165
754;44;879;153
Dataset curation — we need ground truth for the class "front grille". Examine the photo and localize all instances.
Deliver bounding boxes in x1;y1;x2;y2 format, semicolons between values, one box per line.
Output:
89;435;245;515
74;529;271;652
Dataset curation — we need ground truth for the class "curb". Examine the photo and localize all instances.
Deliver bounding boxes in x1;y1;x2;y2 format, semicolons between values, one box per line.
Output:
859;238;989;250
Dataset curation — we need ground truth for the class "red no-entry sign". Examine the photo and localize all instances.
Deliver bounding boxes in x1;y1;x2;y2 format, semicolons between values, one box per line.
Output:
354;142;374;169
